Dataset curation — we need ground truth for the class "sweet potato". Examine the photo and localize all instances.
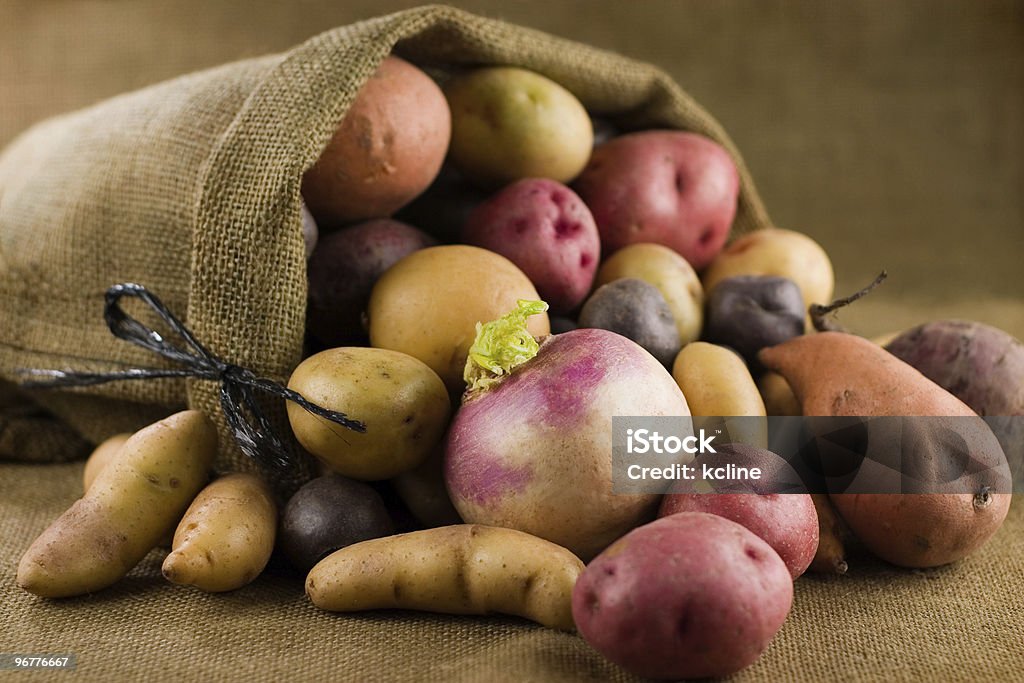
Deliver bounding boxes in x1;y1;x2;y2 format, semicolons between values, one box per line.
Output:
759;332;1011;568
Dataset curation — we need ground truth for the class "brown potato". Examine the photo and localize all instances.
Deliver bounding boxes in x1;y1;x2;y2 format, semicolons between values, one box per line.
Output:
301;56;451;226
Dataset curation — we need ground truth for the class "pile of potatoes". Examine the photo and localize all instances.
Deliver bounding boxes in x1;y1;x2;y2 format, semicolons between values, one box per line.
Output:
18;53;1023;682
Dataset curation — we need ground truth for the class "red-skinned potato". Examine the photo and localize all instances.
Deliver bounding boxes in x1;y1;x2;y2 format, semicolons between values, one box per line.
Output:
462;178;599;314
574;130;739;269
306;218;436;347
572;512;793;680
302;56;451;226
658;443;818;579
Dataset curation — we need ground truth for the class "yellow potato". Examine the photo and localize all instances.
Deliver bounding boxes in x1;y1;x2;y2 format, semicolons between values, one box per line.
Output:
82;432;131;492
367;245;549;392
701;228;834;319
287;347;451;480
595;243;704;345
17;410;216;598
445;66;593;187
306;524;583;631
672;342;767;448
757;371;802;417
162;473;277;592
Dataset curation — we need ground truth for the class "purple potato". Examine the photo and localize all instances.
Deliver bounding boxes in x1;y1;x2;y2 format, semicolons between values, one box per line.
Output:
578;278;681;366
306;218;436;347
704;275;805;366
279;473;394;573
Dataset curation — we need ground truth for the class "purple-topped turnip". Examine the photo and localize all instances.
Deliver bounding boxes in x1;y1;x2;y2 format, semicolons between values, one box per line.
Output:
445;301;691;560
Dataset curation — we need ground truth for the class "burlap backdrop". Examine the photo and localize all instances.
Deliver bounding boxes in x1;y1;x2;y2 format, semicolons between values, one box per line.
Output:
0;4;770;481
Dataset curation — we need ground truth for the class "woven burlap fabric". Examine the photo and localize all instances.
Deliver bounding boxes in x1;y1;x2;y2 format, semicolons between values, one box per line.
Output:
2;462;1021;682
0;4;771;479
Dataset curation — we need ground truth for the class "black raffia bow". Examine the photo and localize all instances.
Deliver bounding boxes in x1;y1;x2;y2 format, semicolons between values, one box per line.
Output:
18;282;365;470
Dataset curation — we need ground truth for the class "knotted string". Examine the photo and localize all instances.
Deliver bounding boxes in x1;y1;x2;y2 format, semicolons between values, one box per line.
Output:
18;283;365;470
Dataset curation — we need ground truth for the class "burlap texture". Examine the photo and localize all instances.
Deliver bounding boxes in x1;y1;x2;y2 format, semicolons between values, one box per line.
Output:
0;4;770;480
1;462;1021;682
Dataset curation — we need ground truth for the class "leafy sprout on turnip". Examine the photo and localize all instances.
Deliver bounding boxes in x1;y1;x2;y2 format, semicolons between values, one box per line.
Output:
463;299;549;393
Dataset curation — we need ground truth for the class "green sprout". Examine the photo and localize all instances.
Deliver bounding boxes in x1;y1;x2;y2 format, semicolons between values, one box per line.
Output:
463;299;549;393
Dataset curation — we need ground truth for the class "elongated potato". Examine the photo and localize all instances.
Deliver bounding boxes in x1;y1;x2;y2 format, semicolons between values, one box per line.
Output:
162;473;277;592
17;410;216;598
672;342;767;448
306;524;583;631
82;432;131;492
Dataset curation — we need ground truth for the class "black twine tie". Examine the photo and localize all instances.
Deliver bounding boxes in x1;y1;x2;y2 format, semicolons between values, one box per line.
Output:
18;282;365;470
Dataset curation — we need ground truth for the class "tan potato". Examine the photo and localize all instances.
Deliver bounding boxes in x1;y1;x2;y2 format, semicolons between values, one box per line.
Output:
367;245;549;392
301;56;451;225
672;342;767;448
757;371;802;417
391;447;462;529
445;67;592;187
162;473;277;592
595;243;703;345
306;524;583;631
82;432;131;492
287;347;451;480
17;410;216;598
701;228;834;325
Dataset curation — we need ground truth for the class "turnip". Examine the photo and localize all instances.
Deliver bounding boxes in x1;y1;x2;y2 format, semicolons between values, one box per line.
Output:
444;301;691;560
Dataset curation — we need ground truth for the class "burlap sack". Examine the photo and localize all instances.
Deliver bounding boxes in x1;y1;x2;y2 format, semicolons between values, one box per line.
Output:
0;4;771;480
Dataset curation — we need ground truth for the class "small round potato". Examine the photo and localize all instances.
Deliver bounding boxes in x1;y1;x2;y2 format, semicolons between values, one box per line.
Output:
703;275;805;367
287;347;451;480
367;245;550;392
574;130;739;269
280;473;394;573
702;228;834;319
391;447;462;530
462;178;599;314
445;67;593;187
578;279;681;366
595;243;704;345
